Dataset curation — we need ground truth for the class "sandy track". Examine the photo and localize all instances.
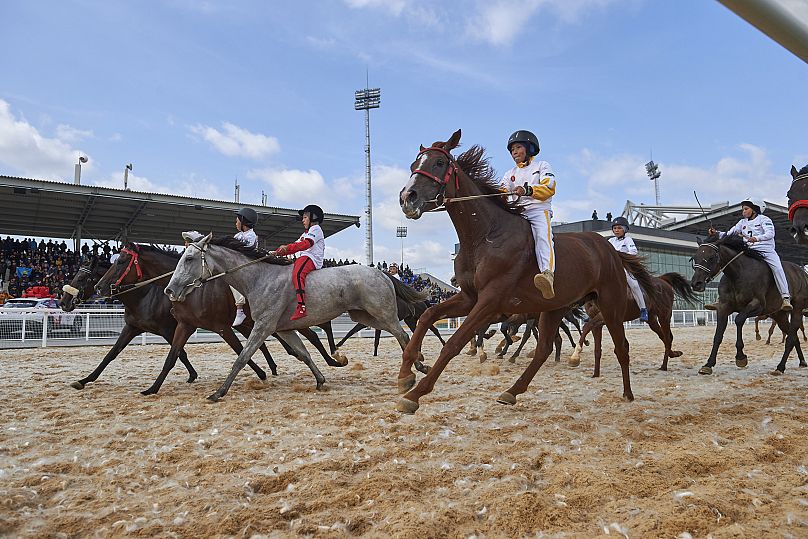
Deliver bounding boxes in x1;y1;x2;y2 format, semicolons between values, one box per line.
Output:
1;326;807;538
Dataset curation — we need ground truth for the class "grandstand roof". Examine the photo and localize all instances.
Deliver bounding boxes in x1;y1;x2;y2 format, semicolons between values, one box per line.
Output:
0;175;360;247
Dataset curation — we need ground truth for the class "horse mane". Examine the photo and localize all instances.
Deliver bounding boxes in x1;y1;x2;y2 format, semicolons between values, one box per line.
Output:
128;243;182;260
209;236;293;265
453;144;522;215
706;233;766;262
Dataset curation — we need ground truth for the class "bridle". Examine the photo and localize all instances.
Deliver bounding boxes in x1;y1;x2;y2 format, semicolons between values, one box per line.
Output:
692;241;746;284
788;172;808;221
61;264;94;302
110;247;143;294
174;241;279;296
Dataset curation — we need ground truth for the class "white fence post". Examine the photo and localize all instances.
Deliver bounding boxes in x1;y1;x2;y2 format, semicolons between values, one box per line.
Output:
41;313;48;348
85;312;91;341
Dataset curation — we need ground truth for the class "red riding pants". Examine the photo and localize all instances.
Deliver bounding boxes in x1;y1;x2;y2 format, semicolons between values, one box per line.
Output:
293;256;316;304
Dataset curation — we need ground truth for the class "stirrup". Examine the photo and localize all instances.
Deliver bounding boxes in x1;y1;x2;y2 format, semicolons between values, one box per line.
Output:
290;303;308;321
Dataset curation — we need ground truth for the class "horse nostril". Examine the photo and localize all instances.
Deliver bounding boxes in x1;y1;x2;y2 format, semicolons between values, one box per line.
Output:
790;226;798;237
407;189;418;204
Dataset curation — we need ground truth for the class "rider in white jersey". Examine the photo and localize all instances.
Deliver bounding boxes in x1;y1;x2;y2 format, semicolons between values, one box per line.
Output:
609;216;648;322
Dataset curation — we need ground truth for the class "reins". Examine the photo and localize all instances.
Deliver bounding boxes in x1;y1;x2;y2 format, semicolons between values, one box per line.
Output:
175;243;279;294
693;241;748;284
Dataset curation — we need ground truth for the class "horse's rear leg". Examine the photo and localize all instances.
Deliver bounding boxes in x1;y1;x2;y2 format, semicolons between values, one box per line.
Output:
335;323;366;350
553;332;562;362
591;325;603;377
771;311;806;373
570;318;597;367
374;329;382;356
222;327;269;379
141;323;203;396
297;327;343;367
755;318;762;341
500;309;567;405
767;319;778;345
319;321;337;354
646;315;672;371
509;321;535;362
71;323;143;390
600;313;633;401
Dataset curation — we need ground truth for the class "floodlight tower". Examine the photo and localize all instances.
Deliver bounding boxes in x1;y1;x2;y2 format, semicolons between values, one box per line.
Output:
645;160;662;206
396;226;407;267
354;85;381;266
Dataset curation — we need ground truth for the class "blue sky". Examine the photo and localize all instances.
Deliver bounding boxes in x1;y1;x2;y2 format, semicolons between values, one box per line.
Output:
2;0;807;282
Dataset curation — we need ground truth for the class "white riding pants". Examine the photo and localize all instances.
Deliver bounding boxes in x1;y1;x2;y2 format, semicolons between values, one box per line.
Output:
230;286;246;307
756;248;790;298
625;269;646;310
522;206;555;273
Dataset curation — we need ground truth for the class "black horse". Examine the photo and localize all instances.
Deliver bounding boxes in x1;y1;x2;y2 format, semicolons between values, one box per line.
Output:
787;164;808;244
690;234;808;375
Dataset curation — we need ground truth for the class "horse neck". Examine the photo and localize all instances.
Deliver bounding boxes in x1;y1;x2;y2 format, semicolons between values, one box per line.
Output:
138;250;178;278
206;244;280;295
718;244;756;281
445;171;515;246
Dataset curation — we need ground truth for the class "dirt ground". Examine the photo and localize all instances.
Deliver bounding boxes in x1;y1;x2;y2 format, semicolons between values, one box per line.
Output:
1;325;807;538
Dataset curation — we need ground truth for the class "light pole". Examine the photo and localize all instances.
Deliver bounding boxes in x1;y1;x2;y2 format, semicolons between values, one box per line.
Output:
74;156;88;185
354;84;381;266
396;226;407;267
645;160;661;206
124;163;133;190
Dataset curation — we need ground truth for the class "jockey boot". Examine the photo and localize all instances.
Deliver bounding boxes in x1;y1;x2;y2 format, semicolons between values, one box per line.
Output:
232;307;246;327
704;302;719;311
533;270;555;299
639;308;649;322
291;303;308;321
781;297;793;312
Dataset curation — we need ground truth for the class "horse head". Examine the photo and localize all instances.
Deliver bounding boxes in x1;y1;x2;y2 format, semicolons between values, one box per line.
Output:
60;256;111;311
400;129;462;219
95;243;144;296
787;164;808;244
164;232;214;302
690;236;723;292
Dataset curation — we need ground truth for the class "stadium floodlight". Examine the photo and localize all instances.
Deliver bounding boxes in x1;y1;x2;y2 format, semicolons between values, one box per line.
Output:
74;155;88;185
396;226;407;267
354;84;381;265
124;163;133;191
645;160;662;205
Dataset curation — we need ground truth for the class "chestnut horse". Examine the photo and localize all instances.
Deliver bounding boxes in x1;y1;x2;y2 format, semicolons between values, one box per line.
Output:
787;164;808;244
397;129;665;413
568;272;699;376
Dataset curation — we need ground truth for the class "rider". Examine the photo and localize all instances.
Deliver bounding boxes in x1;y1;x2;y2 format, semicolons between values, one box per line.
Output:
609;216;649;322
705;197;792;312
499;130;557;298
275;204;325;321
231;207;258;326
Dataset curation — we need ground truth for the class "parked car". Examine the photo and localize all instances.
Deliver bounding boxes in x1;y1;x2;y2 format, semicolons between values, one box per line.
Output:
0;297;82;337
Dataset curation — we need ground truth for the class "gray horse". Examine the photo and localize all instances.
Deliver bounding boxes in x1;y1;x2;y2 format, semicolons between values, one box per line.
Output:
164;233;429;401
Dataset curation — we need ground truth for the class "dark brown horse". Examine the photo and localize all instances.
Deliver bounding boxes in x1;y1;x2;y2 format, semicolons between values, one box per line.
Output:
569;272;698;376
754;314;806;344
60;254;274;393
396;130;666;413
691;234;808;374
92;244;341;395
787;164;808;244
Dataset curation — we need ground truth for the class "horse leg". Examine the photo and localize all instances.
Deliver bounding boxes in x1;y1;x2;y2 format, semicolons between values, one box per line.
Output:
499;309;567;405
755;318;762;341
700;312;730;375
374;329;381;357
319;321;337;354
141;323;205;395
398;300;497;413
645;315;670;371
600;306;634;402
569;317;597;367
297;327;343;367
560;320;575;349
767;319;776;345
236;321;279;375
734;307;760;368
71;323;143;389
510;320;534;362
399;293;475;392
553;331;562;362
275;330;326;389
207;319;278;402
592;324;604;377
335;322;367;349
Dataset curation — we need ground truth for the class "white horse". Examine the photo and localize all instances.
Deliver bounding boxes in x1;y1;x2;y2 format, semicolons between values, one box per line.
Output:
164;233;429;401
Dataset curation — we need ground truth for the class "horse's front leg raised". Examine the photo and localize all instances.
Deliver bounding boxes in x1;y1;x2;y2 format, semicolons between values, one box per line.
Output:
700;311;731;375
399;292;474;393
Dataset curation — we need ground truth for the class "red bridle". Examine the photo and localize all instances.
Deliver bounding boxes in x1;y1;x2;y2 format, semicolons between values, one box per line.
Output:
114;246;143;286
411;146;459;190
788;173;808;221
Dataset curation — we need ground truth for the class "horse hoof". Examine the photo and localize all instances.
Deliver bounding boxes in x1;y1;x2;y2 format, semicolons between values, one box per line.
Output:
799;362;807;368
669;351;683;358
698;366;713;375
333;353;349;367
623;392;635;402
206;394;221;403
397;398;419;414
397;373;416;394
70;381;85;390
736;358;748;368
466;349;477;356
508;356;516;364
769;369;784;376
568;357;581;368
140;389;157;396
755;335;761;341
496;392;516;405
494;345;503;354
479;351;488;363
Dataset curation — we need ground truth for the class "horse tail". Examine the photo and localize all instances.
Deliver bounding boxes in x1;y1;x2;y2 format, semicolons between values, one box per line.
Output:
384;273;429;304
567;304;586;320
617;252;667;308
659;272;700;304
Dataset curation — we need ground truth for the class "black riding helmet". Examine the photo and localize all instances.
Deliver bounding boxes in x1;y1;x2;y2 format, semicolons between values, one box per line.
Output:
611;216;630;232
299;204;324;224
236;207;258;228
507;130;540;157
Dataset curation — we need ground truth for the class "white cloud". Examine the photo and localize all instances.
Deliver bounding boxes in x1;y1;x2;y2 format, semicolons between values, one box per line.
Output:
344;0;410;16
189;122;280;160
55;124;93;143
0;99;90;181
247;167;330;207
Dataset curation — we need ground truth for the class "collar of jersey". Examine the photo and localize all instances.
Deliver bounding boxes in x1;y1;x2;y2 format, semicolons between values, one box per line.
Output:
516;156;534;169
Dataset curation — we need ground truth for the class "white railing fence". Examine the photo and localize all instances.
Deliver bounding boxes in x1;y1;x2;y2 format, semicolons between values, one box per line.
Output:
0;307;788;349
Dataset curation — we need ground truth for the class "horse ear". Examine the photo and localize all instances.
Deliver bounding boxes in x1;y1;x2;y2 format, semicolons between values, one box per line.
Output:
420;144;426;152
792;165;799;179
446;129;462;150
202;232;213;245
696;237;703;245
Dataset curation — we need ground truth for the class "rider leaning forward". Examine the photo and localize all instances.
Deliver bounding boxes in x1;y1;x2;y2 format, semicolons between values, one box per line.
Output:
232;207;259;326
705;197;792;312
499;130;557;298
275;204;326;321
